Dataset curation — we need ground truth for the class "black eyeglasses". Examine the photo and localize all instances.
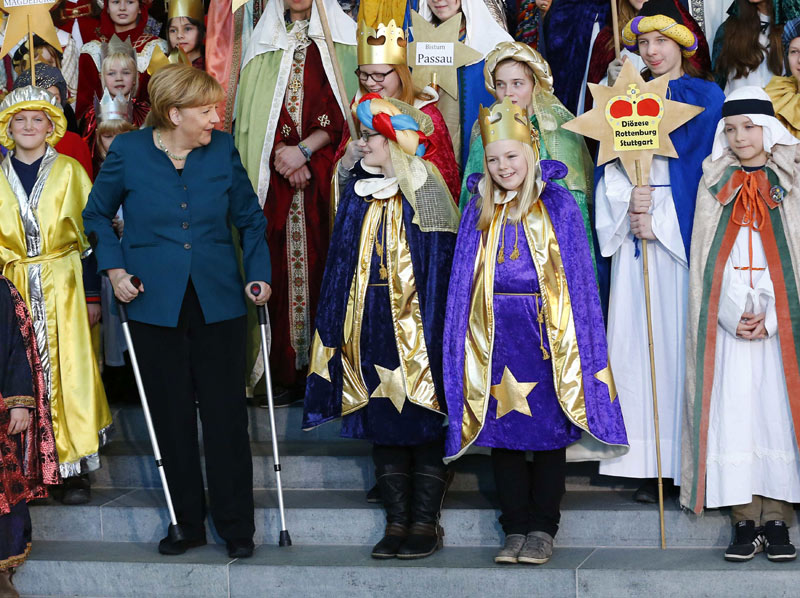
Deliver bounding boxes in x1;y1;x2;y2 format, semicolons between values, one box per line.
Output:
360;130;382;142
355;68;395;83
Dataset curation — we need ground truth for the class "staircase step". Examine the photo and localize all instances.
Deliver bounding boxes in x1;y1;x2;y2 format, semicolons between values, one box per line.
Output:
29;489;747;548
91;441;638;492
15;541;800;598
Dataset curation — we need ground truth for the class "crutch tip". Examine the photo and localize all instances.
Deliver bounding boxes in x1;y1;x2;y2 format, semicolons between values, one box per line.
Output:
279;530;292;547
167;523;186;544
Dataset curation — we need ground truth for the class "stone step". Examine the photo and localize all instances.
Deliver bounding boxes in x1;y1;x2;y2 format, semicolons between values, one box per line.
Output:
16;541;800;598
29;488;750;548
92;440;638;492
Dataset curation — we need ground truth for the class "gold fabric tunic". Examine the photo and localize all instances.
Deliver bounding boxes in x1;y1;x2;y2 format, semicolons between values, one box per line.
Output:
0;149;112;477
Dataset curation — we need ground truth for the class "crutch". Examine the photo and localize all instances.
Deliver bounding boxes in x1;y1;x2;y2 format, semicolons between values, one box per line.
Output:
251;284;292;547
117;275;186;546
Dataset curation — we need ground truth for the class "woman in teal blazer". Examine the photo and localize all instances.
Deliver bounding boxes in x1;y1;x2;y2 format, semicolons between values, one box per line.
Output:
83;66;270;559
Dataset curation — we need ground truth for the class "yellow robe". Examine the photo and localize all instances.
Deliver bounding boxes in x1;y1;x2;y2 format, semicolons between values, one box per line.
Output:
0;148;111;478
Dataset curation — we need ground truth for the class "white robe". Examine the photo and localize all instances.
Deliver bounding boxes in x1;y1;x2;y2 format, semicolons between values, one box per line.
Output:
705;225;800;508
595;157;685;482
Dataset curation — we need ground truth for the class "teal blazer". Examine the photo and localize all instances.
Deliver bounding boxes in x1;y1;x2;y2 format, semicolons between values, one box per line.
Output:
83;127;270;327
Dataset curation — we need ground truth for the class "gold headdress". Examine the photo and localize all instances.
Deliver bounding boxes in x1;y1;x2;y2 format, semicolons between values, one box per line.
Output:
479;97;538;148
167;0;204;22
357;19;407;66
0;85;67;148
147;46;191;76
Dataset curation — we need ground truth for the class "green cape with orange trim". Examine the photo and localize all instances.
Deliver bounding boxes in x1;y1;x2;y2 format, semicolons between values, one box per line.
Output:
680;143;800;514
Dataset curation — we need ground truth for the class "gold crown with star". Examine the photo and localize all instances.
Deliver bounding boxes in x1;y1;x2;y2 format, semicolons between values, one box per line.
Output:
146;46;191;76
357;19;407;66
479;97;538;148
167;0;204;22
95;89;133;124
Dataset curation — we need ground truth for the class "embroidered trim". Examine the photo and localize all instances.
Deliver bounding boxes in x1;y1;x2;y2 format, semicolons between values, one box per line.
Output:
0;542;31;571
3;396;35;409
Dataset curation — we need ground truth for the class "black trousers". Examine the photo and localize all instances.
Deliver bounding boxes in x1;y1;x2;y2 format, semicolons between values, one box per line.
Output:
491;447;566;537
372;439;445;471
129;281;254;541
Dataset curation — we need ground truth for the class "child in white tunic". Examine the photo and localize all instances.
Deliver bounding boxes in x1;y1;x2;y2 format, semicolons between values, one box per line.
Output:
681;85;800;563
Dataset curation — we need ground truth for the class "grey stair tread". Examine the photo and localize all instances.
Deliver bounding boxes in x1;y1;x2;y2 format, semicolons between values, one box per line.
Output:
16;542;800;598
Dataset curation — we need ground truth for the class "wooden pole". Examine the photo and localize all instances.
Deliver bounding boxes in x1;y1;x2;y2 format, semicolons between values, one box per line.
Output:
610;0;621;59
28;14;35;83
313;0;357;139
635;159;666;550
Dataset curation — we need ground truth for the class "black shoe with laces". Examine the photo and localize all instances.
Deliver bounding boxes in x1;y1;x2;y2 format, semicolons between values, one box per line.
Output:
724;520;764;562
764;520;797;562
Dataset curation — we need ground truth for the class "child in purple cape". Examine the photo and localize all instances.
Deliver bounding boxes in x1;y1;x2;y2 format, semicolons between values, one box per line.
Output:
443;97;628;565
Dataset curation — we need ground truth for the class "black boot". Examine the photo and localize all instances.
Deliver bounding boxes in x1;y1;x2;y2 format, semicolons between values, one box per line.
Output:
60;474;91;505
396;464;448;559
371;464;411;559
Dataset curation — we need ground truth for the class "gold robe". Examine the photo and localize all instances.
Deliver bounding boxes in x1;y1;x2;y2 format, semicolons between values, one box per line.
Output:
0;148;112;477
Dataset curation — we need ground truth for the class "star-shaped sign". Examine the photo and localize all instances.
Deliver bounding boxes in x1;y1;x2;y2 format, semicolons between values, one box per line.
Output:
0;0;62;61
407;9;481;101
562;60;704;185
307;330;336;383
371;364;406;414
594;361;618;403
491;366;536;419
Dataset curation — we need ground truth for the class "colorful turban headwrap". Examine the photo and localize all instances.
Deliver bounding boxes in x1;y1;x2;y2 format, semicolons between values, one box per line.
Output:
622;14;698;57
356;93;432;157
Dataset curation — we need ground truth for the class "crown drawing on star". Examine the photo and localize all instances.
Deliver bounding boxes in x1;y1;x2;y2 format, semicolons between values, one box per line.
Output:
606;84;664;127
479;97;538;148
357;19;407;66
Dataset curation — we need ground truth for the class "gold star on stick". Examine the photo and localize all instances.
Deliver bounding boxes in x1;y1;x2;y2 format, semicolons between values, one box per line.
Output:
308;330;336;383
371;364;406;413
594;361;618;403
562;59;704;185
491;367;536;419
0;0;62;61
407;9;481;100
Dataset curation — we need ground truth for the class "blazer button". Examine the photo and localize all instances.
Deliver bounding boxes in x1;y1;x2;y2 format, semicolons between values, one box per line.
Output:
182;222;189;229
184;243;191;250
180;202;188;209
183;185;188;191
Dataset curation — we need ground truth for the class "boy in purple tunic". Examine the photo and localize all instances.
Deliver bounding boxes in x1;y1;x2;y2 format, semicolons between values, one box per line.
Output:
443;97;628;565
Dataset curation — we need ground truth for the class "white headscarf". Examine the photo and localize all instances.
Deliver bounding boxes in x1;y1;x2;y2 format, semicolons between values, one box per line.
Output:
416;0;512;63
712;86;799;160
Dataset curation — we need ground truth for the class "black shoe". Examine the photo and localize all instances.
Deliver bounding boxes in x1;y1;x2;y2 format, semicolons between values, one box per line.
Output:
633;479;658;504
60;475;91;505
724;520;764;562
371;523;408;559
764;520;796;562
366;483;382;503
396;464;448;560
158;533;207;556
258;386;300;409
226;539;255;558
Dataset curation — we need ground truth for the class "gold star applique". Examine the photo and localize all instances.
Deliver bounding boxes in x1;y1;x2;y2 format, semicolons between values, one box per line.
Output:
594;361;618;403
308;330;336;383
0;0;62;60
491;367;536;419
562;59;704;186
371;364;406;413
407;9;482;100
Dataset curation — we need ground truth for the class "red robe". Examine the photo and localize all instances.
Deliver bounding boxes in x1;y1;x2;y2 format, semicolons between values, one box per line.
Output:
334;96;460;201
76;5;161;120
266;42;343;388
54;131;93;180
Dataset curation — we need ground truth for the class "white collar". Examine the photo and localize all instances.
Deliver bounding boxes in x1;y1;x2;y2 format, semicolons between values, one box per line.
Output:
478;176;518;205
354;162;400;199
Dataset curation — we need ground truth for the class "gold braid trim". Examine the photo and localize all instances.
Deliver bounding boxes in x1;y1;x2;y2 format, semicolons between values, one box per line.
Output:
0;542;31;571
2;396;34;409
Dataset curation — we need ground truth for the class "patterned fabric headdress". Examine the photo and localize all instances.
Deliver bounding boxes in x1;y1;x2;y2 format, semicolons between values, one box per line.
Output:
622;0;698;57
14;64;68;109
357;19;407;66
355;93;460;233
0;86;67;149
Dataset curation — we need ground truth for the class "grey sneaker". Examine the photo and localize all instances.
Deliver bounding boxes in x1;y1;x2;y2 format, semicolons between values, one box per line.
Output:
494;534;526;564
518;531;554;565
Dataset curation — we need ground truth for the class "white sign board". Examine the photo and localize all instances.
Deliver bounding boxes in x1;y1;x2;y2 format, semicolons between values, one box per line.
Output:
3;0;52;6
414;42;454;67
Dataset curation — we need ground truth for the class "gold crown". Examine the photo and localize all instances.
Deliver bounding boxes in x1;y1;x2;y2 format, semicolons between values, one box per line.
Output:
357;19;407;66
147;46;191;76
167;0;204;22
479;97;536;147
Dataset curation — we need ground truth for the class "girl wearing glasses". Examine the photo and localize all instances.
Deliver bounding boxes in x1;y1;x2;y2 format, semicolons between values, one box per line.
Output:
336;20;460;203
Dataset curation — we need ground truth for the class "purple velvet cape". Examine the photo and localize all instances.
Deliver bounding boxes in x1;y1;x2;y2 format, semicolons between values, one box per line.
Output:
443;161;628;459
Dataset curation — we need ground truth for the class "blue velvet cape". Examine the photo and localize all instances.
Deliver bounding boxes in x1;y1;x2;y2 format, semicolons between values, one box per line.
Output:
443;161;628;459
302;164;456;444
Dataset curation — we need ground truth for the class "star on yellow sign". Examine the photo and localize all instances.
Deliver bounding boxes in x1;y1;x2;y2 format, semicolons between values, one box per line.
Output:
371;364;407;414
407;9;481;100
562;59;704;185
0;0;62;61
491;366;536;419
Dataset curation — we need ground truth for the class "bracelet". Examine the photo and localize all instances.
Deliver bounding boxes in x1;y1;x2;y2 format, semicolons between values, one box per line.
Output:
298;142;312;161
